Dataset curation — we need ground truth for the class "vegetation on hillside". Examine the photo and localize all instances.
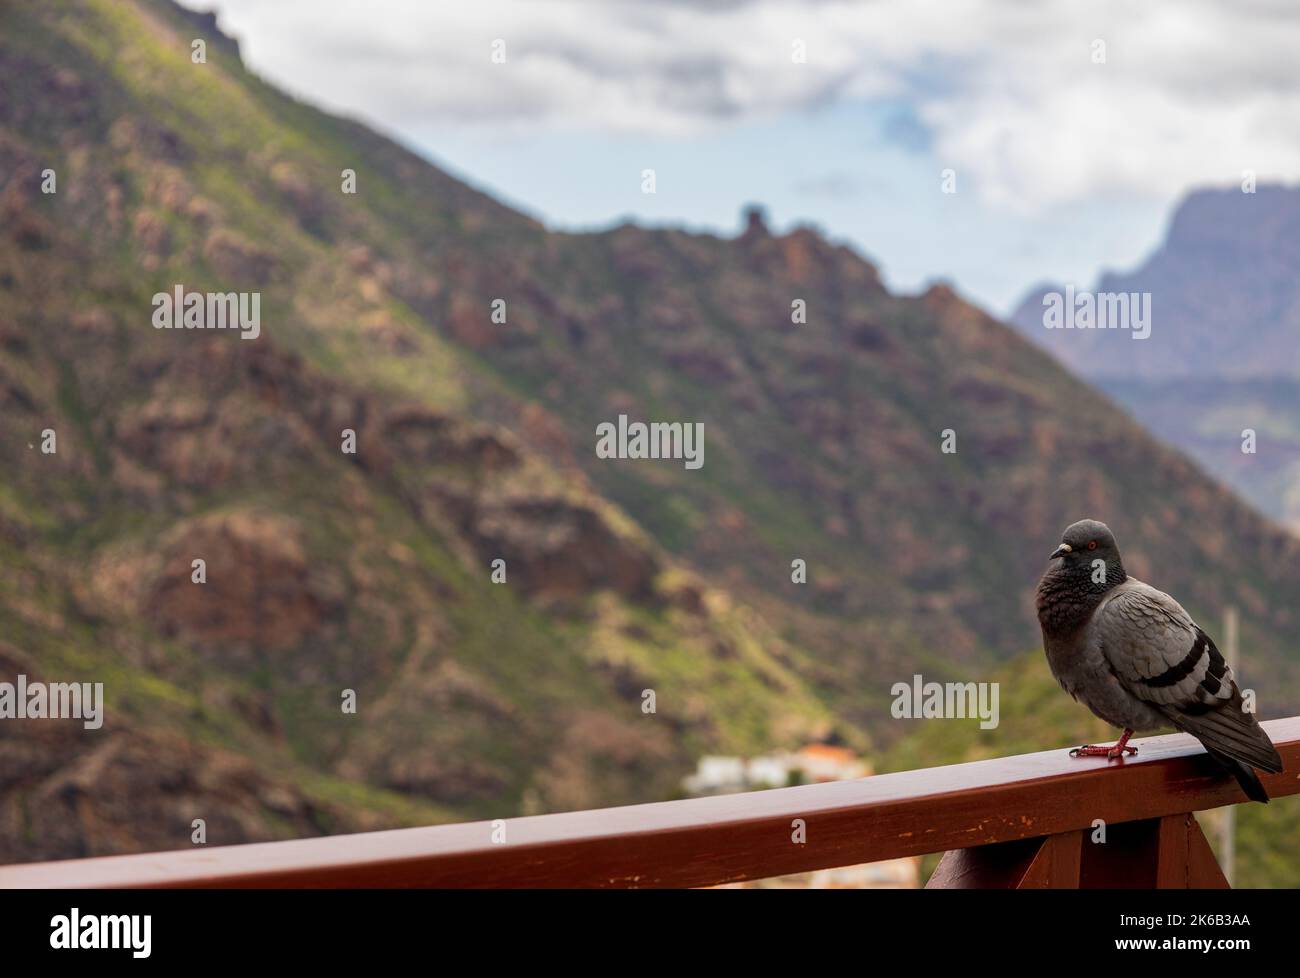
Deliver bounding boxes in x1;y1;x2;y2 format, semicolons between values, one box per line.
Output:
1;0;1296;878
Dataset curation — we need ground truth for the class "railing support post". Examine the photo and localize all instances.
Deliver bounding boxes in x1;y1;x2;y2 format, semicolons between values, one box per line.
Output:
927;812;1230;889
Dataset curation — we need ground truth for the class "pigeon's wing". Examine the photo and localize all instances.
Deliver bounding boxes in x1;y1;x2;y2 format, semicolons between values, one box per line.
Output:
1093;582;1283;776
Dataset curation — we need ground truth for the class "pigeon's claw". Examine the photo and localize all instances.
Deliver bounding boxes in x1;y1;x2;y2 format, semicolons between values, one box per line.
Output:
1069;744;1113;757
1106;744;1138;759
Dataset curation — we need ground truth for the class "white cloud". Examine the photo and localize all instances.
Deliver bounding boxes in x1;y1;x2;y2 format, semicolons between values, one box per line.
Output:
187;0;1300;211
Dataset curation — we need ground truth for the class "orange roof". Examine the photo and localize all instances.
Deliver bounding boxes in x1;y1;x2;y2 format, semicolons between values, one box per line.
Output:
796;744;858;763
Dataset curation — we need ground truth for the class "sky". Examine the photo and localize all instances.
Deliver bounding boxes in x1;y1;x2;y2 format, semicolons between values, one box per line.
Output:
178;0;1300;315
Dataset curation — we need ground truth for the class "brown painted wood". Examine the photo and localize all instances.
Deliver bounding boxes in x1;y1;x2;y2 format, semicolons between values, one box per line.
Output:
1185;816;1231;889
1018;830;1082;888
1072;813;1230;888
1155;813;1192;887
3;717;1297;888
930;829;1083;888
926;837;1043;888
1079;817;1160;887
930;814;1225;889
1158;813;1230;889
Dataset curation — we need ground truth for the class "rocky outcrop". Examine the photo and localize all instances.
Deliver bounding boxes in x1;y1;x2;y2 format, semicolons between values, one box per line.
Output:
468;499;660;606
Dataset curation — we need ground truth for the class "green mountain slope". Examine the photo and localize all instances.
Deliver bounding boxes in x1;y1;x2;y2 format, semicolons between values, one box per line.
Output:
0;0;834;862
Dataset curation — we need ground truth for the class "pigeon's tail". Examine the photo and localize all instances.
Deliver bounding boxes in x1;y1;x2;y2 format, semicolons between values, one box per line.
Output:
1205;744;1271;804
1159;697;1282;804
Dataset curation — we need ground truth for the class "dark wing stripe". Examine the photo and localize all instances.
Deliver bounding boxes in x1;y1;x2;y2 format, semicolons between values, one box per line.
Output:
1140;631;1207;688
1206;637;1228;680
1201;636;1228;695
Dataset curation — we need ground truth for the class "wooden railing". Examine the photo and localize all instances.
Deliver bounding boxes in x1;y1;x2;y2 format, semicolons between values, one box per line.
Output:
3;717;1298;888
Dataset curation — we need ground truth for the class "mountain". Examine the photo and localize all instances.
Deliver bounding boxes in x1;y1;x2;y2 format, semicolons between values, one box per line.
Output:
3;0;1299;864
1009;186;1300;531
1010;184;1300;380
1092;376;1300;536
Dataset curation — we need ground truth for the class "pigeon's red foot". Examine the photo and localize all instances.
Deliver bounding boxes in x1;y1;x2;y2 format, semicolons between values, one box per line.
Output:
1070;743;1138;758
1069;729;1137;759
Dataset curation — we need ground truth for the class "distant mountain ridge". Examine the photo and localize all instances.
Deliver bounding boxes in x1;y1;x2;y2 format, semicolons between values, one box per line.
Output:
1010;184;1300;381
1009;185;1300;530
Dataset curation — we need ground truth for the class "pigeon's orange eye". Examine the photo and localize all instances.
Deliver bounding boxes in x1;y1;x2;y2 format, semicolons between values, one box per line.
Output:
1087;540;1097;550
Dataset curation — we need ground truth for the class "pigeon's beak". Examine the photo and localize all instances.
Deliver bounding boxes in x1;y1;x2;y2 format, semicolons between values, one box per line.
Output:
1049;543;1072;560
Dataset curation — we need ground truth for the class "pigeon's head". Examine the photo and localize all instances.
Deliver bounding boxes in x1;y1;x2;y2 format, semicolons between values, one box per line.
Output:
1048;519;1127;585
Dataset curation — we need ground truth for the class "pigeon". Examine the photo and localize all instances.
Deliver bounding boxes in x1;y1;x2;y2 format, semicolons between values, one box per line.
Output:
1036;518;1283;802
